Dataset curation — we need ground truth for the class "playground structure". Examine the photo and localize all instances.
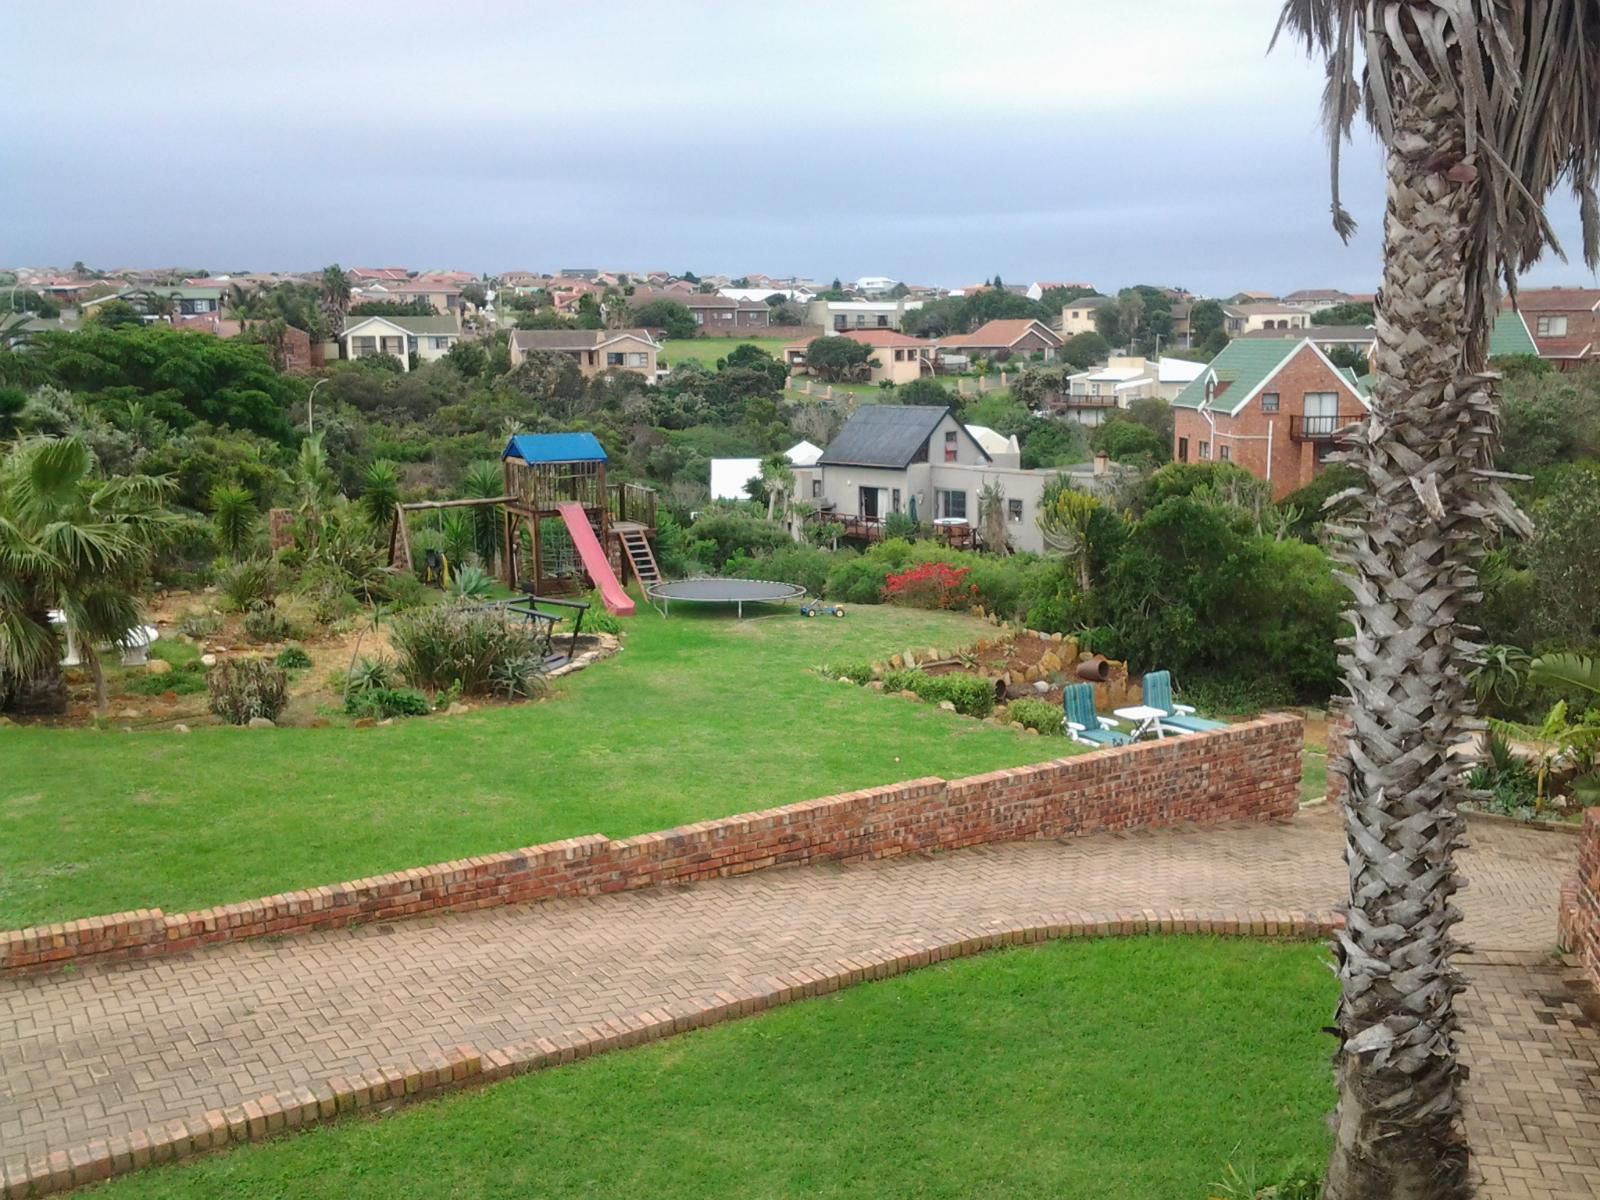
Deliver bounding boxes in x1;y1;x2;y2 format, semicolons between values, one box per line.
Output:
387;433;659;617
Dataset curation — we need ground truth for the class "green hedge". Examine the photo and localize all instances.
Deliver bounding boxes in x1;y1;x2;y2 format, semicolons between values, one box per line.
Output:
879;669;995;718
1006;697;1062;734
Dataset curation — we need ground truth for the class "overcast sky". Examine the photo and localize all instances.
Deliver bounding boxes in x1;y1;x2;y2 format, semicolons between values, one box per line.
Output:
3;0;1594;294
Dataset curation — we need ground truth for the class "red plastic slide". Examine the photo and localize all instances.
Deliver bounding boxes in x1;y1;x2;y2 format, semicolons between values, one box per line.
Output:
555;502;635;616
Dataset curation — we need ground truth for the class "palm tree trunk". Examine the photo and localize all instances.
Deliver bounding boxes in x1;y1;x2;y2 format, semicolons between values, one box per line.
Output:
1322;85;1495;1200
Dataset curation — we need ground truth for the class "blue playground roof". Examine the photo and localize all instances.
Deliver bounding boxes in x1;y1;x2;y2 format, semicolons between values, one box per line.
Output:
503;432;608;464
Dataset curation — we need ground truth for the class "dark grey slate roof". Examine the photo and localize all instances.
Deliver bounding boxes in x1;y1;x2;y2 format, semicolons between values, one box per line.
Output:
817;405;990;469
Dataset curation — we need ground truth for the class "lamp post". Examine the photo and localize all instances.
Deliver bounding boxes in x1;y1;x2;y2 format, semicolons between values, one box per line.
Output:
306;378;328;435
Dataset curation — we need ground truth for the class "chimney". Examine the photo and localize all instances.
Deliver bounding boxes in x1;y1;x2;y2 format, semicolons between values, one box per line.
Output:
1093;451;1109;477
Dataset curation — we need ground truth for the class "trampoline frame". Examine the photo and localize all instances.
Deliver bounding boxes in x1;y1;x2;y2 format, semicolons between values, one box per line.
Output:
645;577;807;619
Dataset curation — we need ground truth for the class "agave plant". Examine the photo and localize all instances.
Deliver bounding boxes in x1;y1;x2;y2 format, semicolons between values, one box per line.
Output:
447;564;493;601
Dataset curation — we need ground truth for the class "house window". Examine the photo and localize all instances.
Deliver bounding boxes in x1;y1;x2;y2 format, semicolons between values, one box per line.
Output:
944;431;958;462
1536;315;1569;336
1007;499;1023;524
606;352;625;366
1177;436;1189;463
894;349;905;362
406;337;419;353
1198;441;1211;460
1304;391;1338;436
433;337;452;349
1219;443;1231;461
694;311;705;324
627;352;647;367
352;336;377;356
936;489;967;520
1260;392;1280;412
811;479;822;498
1316;443;1339;465
892;488;901;513
877;315;888;327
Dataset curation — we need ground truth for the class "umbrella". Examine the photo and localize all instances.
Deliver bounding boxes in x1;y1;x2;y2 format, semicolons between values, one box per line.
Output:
908;494;919;524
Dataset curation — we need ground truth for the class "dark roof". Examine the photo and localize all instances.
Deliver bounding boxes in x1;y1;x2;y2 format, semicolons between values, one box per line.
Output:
816;405;989;469
503;432;607;464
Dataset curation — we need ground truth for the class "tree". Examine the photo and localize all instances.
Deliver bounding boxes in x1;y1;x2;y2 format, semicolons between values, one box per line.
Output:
357;460;401;544
758;452;794;520
977;480;1010;554
1036;476;1099;591
1189;300;1226;345
805;337;873;383
319;265;351;339
631;299;697;340
0;436;175;716
1059;331;1110;370
1326;344;1371;374
1276;5;1600;1196
892;378;954;407
1313;301;1377;326
209;483;259;559
460;281;487;309
88;299;143;329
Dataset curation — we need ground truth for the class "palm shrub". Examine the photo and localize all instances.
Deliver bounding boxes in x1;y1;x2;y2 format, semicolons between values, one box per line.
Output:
357;459;400;543
215;558;278;612
0;436;176;715
345;654;397;694
242;605;294;644
209;483;259;560
388;600;545;697
459;460;505;569
207;658;289;725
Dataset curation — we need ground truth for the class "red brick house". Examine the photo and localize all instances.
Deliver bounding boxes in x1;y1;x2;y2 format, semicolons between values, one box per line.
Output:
1504;288;1600;369
938;318;1063;362
1170;338;1369;500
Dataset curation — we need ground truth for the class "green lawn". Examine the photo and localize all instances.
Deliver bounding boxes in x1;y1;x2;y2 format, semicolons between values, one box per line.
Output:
659;336;793;366
89;937;1334;1200
0;605;1066;927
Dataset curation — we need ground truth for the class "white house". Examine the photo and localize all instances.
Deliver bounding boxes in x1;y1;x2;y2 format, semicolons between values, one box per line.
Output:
339;314;461;371
708;441;826;502
855;276;899;296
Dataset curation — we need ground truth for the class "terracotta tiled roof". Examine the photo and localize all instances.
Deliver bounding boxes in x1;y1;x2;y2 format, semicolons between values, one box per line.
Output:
939;318;1061;349
837;329;926;347
1503;287;1600;312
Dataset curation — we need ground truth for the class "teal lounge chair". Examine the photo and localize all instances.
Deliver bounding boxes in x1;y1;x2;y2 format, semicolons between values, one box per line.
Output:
1062;683;1132;747
1141;670;1228;734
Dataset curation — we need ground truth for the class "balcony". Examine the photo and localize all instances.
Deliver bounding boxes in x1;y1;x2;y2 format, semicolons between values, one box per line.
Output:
1289;414;1343;441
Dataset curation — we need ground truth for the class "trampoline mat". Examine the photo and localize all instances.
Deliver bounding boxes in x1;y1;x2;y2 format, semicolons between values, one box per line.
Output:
647;578;806;603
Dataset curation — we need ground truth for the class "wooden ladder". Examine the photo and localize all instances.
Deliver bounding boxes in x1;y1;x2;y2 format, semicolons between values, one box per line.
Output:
618;527;661;587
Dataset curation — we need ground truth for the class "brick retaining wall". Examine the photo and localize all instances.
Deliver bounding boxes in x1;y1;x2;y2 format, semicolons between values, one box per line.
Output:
0;716;1302;976
1559;809;1600;991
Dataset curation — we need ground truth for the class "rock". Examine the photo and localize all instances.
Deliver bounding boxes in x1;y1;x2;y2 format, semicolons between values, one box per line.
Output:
937;700;957;712
353;718;376;729
118;707;140;719
173;724;190;733
1024;727;1040;736
246;716;275;729
899;690;919;701
1051;632;1063;642
159;691;178;704
889;654;903;670
866;681;884;692
200;653;218;667
1033;680;1051;694
377;718;394;726
445;702;471;715
925;647;939;663
983;717;1003;726
1009;721;1026;731
146;658;172;676
307;718;330;729
1039;651;1062;673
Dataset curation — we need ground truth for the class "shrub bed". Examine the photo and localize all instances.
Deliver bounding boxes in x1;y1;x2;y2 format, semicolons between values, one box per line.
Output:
207;659;289;725
1006;697;1062;734
879;668;995;718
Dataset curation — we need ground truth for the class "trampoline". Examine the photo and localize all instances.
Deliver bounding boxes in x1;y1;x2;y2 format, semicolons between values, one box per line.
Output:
646;577;807;618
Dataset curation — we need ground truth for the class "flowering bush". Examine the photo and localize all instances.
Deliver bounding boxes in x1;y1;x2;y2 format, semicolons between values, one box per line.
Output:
882;562;977;610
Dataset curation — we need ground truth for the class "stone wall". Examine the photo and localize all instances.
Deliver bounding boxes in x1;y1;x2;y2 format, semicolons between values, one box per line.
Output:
1559;809;1600;991
0;716;1303;976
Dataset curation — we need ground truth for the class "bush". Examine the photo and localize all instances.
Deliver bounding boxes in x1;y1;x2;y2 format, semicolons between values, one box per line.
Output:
724;544;832;598
820;661;875;685
276;646;312;670
878;668;995;718
884;562;977;610
389;600;547;696
344;686;431;719
122;668;208;697
215;558;278;612
207;658;290;725
685;511;789;569
825;556;890;605
242;605;295;644
580;593;623;636
176;607;222;639
1006;697;1062;734
448;564;494;600
882;511;920;541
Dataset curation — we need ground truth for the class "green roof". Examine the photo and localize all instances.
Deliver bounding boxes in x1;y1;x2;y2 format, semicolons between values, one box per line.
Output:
1170;338;1306;414
1489;309;1537;357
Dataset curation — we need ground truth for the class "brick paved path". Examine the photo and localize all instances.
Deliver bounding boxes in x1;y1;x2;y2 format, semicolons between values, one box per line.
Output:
0;806;1590;1194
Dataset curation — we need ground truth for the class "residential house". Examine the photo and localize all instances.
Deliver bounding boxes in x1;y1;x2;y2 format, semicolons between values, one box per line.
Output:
708;440;825;502
1057;294;1112;336
1026;281;1094;301
633;290;771;331
805;297;924;332
506;328;660;377
1237;308;1536;367
785;329;934;385
1169;300;1192;346
1229;290;1279;303
717;286;814;305
1156;356;1206;400
1282;288;1351;312
84;285;227;317
938;318;1063;363
965;424;1022;466
174;314;317;373
1054;359;1155;425
789;405;1093;554
380;277;466;314
1504;288;1600;369
1221;303;1311;336
855;276;899;296
1170;338;1370;500
349;267;411;282
339;314;461;371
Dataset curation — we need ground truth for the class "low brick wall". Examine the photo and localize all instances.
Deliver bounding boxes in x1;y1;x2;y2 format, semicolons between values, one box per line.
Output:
0;716;1302;976
1324;709;1349;807
1558;809;1600;991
